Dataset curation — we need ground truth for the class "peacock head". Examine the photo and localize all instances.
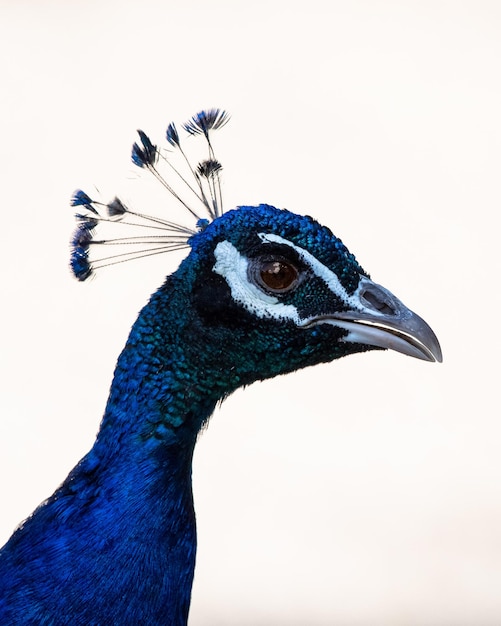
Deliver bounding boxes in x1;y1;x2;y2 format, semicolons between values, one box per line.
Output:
70;109;441;388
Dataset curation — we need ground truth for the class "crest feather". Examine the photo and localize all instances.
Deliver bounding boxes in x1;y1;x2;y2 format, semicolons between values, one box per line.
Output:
70;109;229;281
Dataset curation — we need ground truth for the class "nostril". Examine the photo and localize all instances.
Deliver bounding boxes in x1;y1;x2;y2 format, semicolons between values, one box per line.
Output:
361;289;396;315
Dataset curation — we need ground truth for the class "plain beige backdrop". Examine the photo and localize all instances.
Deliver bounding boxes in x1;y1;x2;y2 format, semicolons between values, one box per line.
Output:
0;1;499;624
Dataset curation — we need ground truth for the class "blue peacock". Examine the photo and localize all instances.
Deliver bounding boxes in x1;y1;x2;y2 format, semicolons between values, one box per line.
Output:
0;109;442;624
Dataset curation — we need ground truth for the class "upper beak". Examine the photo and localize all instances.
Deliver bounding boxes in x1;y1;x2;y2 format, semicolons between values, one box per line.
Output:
301;277;442;363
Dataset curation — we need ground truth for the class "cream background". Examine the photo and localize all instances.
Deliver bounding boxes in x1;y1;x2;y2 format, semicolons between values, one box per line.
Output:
0;1;499;624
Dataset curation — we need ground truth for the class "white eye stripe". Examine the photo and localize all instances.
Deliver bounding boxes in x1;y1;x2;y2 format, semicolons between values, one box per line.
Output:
258;233;359;309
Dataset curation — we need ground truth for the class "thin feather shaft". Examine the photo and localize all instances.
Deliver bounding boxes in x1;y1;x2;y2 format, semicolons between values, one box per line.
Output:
157;152;208;209
91;244;190;269
148;165;202;221
90;236;188;246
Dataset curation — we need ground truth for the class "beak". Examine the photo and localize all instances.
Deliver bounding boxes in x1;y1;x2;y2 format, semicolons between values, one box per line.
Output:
301;277;442;363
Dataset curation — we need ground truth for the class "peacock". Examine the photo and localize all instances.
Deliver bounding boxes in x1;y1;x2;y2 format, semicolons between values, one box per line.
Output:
0;109;442;625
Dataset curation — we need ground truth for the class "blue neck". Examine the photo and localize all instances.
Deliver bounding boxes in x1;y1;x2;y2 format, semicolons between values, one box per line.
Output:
71;275;221;621
0;274;219;624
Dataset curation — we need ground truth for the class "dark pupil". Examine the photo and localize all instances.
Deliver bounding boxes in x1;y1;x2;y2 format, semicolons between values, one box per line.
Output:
260;261;297;291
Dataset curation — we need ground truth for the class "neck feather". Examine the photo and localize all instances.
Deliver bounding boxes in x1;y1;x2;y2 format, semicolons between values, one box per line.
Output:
0;274;221;624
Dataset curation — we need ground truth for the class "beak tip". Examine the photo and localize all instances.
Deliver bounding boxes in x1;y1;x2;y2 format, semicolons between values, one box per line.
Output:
425;334;443;364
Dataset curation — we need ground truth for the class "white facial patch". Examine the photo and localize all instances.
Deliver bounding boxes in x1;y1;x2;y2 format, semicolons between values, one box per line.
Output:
212;240;302;323
212;234;366;325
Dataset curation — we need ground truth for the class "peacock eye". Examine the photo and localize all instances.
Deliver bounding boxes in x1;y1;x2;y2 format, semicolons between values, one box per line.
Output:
252;258;299;294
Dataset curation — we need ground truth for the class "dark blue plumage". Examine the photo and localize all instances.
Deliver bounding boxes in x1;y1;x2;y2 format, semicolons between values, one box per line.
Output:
0;110;442;624
132;129;158;168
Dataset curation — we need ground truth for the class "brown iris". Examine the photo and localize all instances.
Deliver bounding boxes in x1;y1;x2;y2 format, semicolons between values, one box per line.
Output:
258;260;299;293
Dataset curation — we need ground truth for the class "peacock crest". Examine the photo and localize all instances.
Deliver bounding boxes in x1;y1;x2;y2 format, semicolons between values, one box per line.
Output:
70;108;230;281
